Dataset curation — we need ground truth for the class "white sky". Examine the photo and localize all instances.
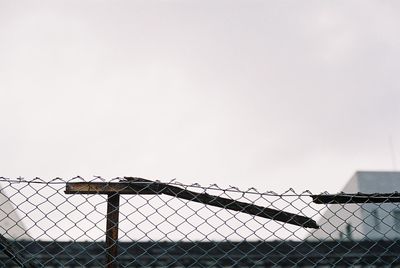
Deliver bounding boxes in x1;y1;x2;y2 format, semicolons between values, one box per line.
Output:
1;0;400;193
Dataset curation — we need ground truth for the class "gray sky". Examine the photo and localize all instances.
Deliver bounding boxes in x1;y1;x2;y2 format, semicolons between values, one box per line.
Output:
1;0;400;192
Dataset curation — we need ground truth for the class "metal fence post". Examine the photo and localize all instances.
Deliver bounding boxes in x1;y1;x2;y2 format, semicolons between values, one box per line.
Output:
106;193;120;268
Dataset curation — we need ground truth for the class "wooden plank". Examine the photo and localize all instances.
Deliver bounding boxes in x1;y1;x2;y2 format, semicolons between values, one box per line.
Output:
65;180;319;229
65;182;158;195
124;178;319;229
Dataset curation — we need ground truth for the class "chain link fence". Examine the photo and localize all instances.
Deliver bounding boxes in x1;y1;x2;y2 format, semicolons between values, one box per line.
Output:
1;177;400;267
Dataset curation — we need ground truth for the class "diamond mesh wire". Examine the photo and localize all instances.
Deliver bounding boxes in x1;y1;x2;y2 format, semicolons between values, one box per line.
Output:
0;177;400;267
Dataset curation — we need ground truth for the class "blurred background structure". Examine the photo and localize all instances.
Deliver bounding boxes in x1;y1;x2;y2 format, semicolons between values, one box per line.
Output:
310;171;400;241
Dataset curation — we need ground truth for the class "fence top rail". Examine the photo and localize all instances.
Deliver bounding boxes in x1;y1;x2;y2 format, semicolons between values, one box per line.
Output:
312;193;400;204
3;176;400;201
0;176;315;196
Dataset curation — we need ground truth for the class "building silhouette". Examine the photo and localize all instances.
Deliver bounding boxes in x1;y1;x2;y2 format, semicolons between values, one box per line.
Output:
309;171;400;241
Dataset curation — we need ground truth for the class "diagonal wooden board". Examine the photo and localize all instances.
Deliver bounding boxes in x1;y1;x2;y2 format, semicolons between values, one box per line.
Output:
66;179;318;229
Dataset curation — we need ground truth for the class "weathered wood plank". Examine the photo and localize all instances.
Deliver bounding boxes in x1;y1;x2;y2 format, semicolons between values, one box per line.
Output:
65;182;158;195
123;178;319;229
65;180;319;229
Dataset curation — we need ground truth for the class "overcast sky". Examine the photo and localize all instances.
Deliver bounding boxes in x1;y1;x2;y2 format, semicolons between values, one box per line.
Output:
1;0;399;193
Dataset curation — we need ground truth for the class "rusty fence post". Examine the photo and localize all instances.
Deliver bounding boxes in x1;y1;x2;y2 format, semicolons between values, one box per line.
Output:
65;182;157;268
106;193;120;268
